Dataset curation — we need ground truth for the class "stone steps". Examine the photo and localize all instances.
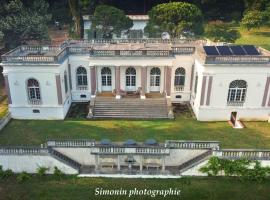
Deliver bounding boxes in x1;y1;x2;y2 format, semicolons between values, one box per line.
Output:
93;97;169;119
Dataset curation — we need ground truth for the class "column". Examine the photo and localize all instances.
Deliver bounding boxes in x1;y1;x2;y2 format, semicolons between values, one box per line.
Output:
95;155;99;170
4;75;12;104
162;156;165;172
165;66;172;98
140;155;143;172
55;74;63;105
90;66;96;97
140;66;147;99
117;155;121;171
115;66;121;99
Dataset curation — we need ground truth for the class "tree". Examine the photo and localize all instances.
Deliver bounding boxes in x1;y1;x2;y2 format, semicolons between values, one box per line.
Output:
0;0;51;49
205;21;240;43
144;2;203;38
240;10;266;30
92;5;133;39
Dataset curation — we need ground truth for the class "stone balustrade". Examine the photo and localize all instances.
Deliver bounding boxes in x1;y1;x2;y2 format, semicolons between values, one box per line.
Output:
0;147;49;155
47;139;95;147
216;149;270;160
91;147;170;155
205;55;270;64
165;140;220;150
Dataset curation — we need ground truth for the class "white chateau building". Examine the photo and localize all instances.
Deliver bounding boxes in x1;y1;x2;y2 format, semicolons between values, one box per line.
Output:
1;39;270;121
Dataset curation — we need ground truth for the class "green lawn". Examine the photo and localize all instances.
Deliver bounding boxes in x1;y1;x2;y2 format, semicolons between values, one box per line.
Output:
0;176;270;200
235;26;270;50
0;114;270;148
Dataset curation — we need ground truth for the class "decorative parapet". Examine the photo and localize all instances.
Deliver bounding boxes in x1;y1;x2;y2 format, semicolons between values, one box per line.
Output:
215;149;270;160
165;140;220;150
0;146;49;155
91;146;170;155
204;55;270;64
47;139;95;147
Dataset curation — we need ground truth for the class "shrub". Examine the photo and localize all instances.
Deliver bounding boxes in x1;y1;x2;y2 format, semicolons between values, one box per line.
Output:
36;166;49;177
200;157;270;182
53;167;64;179
16;172;31;183
0;168;14;179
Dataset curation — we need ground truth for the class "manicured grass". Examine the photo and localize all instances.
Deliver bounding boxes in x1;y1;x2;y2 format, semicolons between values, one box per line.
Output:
0;114;270;148
0;176;270;200
0;97;8;118
235;26;270;50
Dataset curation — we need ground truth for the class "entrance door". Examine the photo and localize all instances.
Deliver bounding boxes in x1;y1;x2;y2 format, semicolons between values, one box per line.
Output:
150;67;161;92
125;67;136;91
230;112;237;126
101;67;112;91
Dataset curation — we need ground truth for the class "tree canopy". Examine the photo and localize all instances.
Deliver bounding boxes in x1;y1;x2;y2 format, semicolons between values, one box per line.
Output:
0;0;51;48
205;21;240;43
92;5;133;38
144;2;203;38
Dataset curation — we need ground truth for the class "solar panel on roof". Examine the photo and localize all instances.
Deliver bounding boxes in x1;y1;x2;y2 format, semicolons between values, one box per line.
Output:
230;46;246;55
242;45;260;55
203;46;219;55
216;46;233;55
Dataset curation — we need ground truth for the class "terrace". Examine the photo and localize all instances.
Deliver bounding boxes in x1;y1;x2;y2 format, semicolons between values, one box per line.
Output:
1;39;198;64
197;45;270;64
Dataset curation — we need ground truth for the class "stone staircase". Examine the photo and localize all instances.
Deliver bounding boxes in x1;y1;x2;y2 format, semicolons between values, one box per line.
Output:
93;97;169;119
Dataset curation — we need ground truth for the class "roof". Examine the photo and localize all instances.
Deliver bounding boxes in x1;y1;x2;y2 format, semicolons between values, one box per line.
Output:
203;45;261;56
127;15;149;21
82;15;149;21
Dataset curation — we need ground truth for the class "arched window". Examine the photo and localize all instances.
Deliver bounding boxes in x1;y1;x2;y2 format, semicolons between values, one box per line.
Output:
227;80;247;106
76;66;88;90
64;71;69;93
150;67;161;86
126;67;136;87
174;67;185;91
27;79;41;105
101;67;112;86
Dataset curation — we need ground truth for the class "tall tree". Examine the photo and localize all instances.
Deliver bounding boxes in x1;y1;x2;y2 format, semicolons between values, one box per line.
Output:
0;0;51;49
92;5;133;38
145;2;203;38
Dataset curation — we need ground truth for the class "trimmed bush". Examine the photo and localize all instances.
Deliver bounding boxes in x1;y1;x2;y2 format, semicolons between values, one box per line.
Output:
0;167;14;179
53;167;64;179
200;157;270;182
16;172;31;183
36;167;49;177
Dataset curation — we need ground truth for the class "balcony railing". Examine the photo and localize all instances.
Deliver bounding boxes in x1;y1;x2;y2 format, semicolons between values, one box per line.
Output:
29;99;42;105
77;86;88;90
218;149;270;160
227;101;244;107
205;55;270;64
174;85;184;91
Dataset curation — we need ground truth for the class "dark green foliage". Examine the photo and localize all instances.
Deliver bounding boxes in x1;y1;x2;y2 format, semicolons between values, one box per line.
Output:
241;10;268;30
0;166;14;179
16;172;31;183
92;5;133;39
36;166;49;177
144;2;203;38
53;167;64;179
200;157;270;182
0;0;51;49
205;21;241;42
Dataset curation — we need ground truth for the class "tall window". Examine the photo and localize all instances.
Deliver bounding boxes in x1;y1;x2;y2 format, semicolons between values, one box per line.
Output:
126;67;136;86
174;67;185;91
27;79;41;105
194;74;198;95
64;71;69;93
150;67;161;86
101;67;112;86
227;80;247;106
76;66;88;90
